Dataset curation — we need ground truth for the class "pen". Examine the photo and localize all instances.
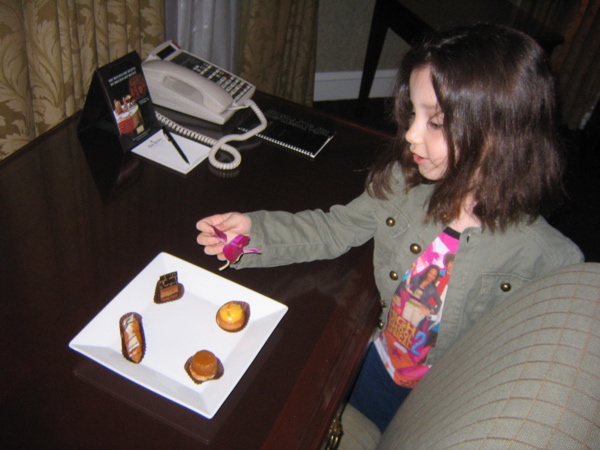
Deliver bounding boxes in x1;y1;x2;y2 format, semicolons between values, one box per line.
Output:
162;127;189;164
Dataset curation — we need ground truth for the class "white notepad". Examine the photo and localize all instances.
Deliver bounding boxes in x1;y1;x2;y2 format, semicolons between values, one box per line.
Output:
133;129;210;174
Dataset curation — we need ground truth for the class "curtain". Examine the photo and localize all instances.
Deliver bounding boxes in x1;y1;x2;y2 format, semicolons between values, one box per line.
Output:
515;0;578;34
165;0;240;73
550;0;600;129
0;0;165;160
238;0;319;106
517;0;600;129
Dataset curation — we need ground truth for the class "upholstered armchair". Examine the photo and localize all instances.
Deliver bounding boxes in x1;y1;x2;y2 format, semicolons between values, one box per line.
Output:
340;262;600;449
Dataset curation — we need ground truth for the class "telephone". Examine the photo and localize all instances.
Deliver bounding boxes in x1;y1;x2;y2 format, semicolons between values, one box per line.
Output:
143;41;265;170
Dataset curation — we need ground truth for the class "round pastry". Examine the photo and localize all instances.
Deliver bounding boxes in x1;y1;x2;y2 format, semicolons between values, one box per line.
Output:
189;350;218;382
216;301;249;332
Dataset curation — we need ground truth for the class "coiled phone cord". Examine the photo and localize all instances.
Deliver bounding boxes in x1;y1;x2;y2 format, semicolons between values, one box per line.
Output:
155;99;267;170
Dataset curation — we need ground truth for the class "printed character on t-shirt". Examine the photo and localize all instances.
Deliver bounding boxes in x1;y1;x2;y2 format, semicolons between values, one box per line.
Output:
375;229;460;388
401;264;442;332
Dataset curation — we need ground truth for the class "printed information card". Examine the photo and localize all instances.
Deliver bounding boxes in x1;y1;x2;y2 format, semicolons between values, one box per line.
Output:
78;51;160;153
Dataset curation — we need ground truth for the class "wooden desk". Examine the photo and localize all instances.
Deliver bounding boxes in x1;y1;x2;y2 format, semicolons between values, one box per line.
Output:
0;93;389;449
357;0;564;117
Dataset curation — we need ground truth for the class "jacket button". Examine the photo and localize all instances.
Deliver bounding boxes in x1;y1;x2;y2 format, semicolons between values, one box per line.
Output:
390;271;399;280
500;283;512;292
377;320;384;330
386;217;395;227
410;243;421;254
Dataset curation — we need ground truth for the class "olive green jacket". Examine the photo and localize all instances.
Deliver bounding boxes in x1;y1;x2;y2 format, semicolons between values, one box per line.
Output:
236;173;583;364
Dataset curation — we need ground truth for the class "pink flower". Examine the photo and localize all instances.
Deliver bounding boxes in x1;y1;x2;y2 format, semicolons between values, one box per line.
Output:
211;226;260;270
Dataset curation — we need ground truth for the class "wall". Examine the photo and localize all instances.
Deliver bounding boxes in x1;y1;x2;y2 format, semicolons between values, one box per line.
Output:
315;0;409;101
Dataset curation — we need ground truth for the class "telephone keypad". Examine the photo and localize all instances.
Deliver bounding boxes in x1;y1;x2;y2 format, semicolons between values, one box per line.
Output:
168;52;253;103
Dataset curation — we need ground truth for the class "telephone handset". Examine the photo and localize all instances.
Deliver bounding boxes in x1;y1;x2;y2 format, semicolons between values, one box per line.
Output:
143;60;234;124
142;41;265;170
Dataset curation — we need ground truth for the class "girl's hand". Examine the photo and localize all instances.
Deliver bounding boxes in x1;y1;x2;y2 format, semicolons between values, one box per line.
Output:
196;213;252;261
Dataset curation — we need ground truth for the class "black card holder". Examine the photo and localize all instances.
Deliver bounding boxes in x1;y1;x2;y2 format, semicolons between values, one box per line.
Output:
77;51;160;154
77;51;160;201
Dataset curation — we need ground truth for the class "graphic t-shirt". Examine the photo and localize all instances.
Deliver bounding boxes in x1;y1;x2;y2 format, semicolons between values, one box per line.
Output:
374;227;460;388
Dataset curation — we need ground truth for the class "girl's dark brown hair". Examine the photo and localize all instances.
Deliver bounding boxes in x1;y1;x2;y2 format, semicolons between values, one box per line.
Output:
366;23;565;231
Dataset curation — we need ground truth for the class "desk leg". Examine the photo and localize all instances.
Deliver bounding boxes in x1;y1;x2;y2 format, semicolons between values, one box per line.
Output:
356;0;388;118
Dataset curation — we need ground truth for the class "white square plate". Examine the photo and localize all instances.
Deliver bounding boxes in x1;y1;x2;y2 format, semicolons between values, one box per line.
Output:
69;252;287;419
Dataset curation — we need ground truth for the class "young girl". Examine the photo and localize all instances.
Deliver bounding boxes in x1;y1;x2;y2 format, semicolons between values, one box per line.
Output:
196;24;583;432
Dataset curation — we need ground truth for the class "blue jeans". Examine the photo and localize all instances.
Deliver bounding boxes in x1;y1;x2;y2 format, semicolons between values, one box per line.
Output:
348;344;412;432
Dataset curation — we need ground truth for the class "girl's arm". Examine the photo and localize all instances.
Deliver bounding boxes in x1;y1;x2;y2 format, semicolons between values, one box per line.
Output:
231;190;381;269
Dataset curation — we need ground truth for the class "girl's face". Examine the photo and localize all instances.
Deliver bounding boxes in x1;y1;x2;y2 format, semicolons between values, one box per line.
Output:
405;67;449;181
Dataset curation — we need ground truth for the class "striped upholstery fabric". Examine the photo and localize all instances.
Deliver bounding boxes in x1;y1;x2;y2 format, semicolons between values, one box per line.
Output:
375;263;600;449
340;404;382;449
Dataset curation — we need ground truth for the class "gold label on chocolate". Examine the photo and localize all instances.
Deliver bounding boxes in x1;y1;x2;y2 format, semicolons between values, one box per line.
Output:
159;271;178;288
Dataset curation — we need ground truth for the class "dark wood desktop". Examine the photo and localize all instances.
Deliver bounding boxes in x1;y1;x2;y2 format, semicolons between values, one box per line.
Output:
0;93;390;448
